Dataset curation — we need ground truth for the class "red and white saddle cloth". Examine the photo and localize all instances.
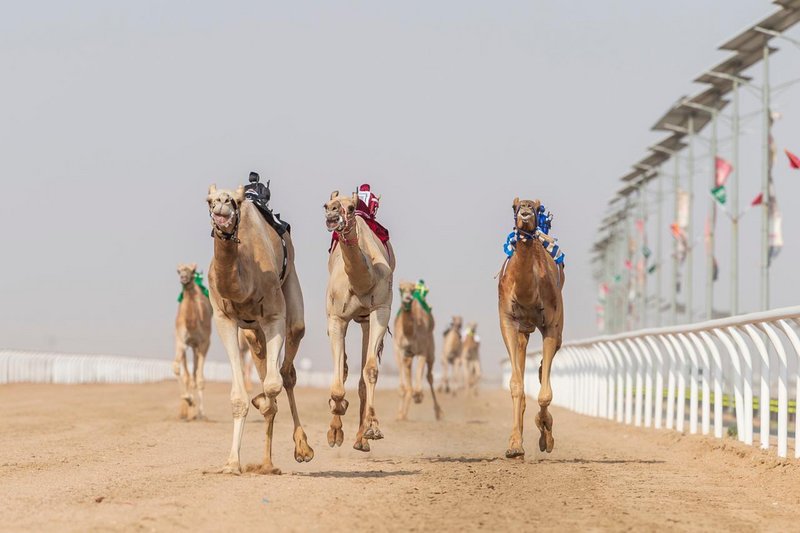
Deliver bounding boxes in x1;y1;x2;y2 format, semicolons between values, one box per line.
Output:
329;184;390;252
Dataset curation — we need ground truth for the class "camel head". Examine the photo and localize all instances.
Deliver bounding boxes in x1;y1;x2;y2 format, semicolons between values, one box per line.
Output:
324;190;358;233
450;315;463;330
398;281;416;310
207;184;245;240
177;263;197;286
512;197;541;233
466;322;478;336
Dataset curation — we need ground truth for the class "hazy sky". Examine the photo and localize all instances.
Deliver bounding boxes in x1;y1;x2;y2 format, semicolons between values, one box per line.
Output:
2;1;799;375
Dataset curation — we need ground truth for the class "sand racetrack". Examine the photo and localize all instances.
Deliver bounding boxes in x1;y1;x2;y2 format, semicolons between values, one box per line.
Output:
2;382;800;532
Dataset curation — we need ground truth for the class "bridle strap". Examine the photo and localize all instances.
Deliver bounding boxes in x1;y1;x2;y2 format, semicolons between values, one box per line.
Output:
210;199;241;243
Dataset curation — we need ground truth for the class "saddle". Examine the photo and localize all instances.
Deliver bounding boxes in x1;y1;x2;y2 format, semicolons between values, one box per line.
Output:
243;172;290;236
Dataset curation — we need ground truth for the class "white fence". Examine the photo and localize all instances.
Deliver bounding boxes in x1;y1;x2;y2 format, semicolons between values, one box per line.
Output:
0;350;400;389
514;306;800;459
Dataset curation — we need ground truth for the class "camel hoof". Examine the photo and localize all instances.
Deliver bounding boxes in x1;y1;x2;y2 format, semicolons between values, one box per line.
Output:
539;431;555;453
218;462;242;475
329;398;349;415
294;429;315;463
327;427;344;448
363;426;383;440
395;413;408;422
353;439;370;452
434;406;443;421
505;447;525;459
412;391;423;404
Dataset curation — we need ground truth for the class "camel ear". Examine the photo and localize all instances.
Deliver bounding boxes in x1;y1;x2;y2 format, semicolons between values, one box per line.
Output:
512;197;520;212
190;263;197;272
208;184;217;195
330;190;339;200
234;185;245;203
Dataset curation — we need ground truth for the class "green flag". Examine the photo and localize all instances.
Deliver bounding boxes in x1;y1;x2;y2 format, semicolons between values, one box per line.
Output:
642;245;652;259
648;264;657;274
711;185;726;205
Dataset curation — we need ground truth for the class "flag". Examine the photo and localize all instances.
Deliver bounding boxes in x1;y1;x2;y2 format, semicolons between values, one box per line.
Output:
677;189;690;228
624;259;632;270
712;257;719;282
711;185;726;205
751;192;763;206
715;157;732;187
613;274;622;283
785;149;800;169
768;182;783;266
635;219;645;235
642;245;652;258
648;264;657;274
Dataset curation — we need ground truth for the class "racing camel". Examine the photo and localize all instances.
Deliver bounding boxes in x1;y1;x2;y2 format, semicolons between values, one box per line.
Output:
207;184;313;475
498;198;564;458
394;281;442;421
173;263;212;420
324;189;395;452
440;316;463;393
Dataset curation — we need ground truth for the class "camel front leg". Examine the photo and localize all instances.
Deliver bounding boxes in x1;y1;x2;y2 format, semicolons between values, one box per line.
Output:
363;307;389;441
354;322;371;451
213;316;249;474
396;354;413;421
327;316;349;447
535;334;559;453
427;355;443;420
193;343;209;420
173;340;192;419
412;355;426;404
439;353;450;393
500;316;528;458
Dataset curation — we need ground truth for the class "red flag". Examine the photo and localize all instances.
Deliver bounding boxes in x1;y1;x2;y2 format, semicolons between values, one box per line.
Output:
624;259;632;270
715;157;732;187
751;192;764;206
785;149;800;169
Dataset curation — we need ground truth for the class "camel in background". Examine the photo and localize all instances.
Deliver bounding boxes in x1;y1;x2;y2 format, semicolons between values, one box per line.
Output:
439;316;463;394
173;263;212;420
324;190;395;452
498;198;564;459
394;281;442;421
207;184;313;475
461;322;482;395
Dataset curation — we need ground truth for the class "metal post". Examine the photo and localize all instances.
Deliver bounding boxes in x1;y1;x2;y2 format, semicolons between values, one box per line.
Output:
761;44;771;311
687;114;694;323
671;153;679;326
656;167;663;326
706;111;717;320
731;79;740;316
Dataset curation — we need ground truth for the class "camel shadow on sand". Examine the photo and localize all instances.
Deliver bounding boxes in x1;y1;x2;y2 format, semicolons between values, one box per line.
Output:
296;469;420;479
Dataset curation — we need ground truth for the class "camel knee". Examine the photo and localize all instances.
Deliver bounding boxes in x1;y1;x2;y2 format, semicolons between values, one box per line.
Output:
231;398;249;418
538;391;553;408
252;393;278;416
280;365;297;389
509;378;525;399
287;323;305;343
363;361;378;385
196;377;205;390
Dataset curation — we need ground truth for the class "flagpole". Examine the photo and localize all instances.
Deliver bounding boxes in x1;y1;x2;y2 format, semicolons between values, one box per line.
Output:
731;78;740;316
707;110;717;320
672;153;680;326
761;43;770;311
639;180;647;329
656;167;663;327
686;114;694;324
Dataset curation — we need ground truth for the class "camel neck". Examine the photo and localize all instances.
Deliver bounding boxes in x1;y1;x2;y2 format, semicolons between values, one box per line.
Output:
212;237;249;301
510;237;539;302
339;224;374;295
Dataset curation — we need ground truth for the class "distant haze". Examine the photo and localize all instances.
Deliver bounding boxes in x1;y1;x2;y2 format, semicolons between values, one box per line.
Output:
2;1;799;376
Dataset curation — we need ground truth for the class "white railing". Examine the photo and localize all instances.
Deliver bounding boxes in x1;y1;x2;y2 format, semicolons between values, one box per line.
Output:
0;350;399;389
513;306;800;459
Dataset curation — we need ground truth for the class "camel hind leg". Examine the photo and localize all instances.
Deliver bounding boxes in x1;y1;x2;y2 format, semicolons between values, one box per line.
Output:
362;307;390;441
355;321;371;451
192;343;209;420
280;268;314;463
535;334;559;453
173;340;192;420
412;355;426;404
427;354;443;420
396;354;413;422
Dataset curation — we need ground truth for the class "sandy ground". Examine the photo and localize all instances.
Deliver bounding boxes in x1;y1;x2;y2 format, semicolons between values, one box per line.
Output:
1;382;800;532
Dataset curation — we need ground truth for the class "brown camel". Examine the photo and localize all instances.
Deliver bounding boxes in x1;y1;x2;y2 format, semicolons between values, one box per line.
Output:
460;322;482;395
498;198;564;459
394;281;442;421
324;190;395;452
439;316;463;394
206;184;313;475
173;263;212;420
